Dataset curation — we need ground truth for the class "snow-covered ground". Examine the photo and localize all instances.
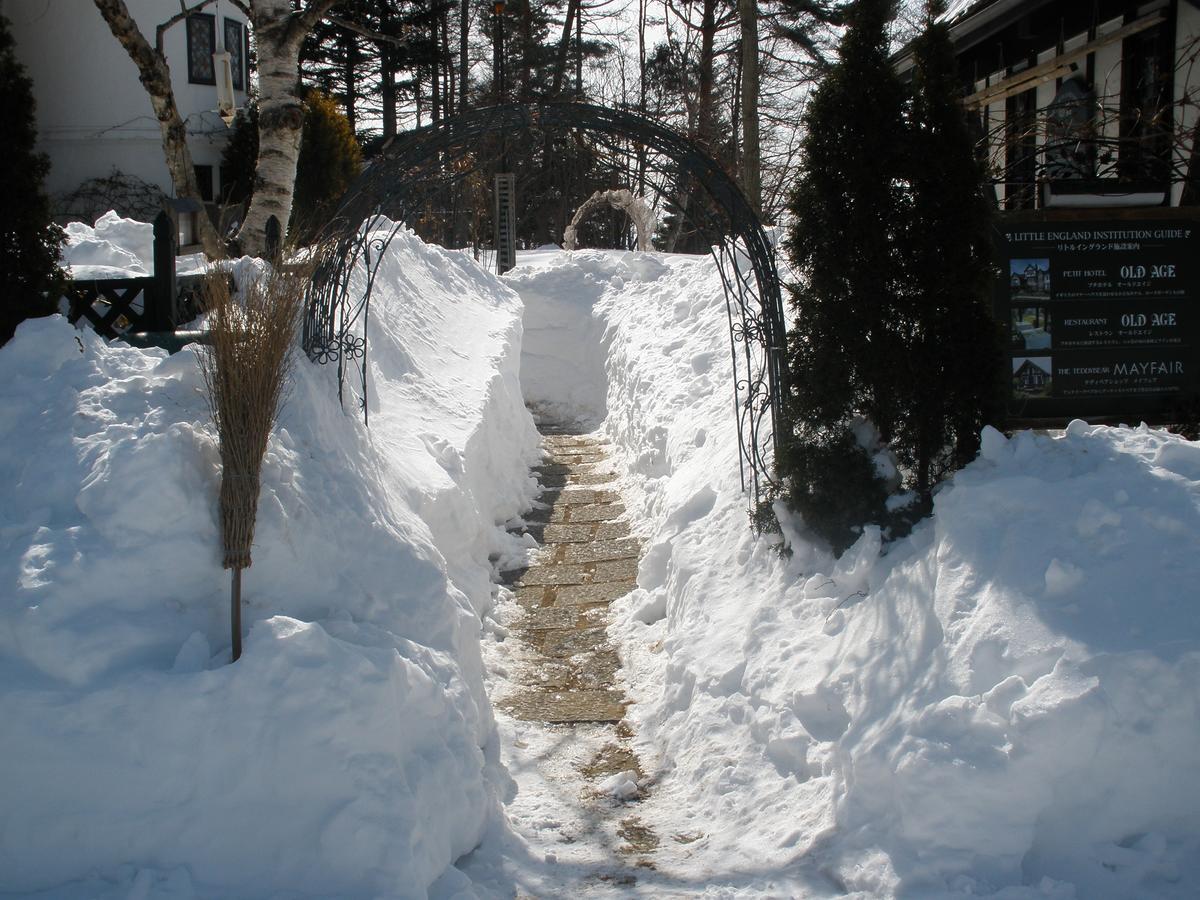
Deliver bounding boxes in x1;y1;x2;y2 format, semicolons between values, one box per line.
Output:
1;222;1197;898
0;217;539;898
496;247;1200;898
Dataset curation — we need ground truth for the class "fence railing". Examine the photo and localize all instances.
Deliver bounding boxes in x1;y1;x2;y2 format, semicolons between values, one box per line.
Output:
64;210;202;339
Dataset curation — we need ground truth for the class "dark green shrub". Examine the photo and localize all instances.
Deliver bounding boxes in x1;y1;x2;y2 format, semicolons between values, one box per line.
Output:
0;11;65;345
291;90;363;241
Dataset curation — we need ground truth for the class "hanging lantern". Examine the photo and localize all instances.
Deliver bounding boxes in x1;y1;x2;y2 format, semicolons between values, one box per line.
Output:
213;50;237;126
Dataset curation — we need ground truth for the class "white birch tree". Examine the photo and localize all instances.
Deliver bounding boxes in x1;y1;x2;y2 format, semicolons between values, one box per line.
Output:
235;0;341;256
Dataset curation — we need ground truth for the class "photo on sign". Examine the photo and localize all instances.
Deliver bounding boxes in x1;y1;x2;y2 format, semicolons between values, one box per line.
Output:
1010;258;1051;301
1011;306;1052;350
1013;356;1053;399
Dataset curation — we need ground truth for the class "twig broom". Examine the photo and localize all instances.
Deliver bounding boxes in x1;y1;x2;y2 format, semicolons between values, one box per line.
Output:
199;266;306;662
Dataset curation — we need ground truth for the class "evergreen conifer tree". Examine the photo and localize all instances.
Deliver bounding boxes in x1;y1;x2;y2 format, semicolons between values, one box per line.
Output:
779;0;1005;552
899;1;1004;499
0;12;65;345
779;0;908;552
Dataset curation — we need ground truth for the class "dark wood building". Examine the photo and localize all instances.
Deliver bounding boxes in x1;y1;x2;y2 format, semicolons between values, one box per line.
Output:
897;0;1200;212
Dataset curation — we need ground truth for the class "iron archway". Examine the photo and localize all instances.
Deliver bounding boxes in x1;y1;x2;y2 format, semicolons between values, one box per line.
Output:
304;102;787;504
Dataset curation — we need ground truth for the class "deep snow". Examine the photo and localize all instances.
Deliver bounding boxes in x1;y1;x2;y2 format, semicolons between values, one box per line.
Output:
502;247;1200;898
1;222;1198;898
0;217;539;898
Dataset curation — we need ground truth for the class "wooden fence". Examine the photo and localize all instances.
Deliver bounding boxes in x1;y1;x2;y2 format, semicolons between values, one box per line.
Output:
64;211;201;339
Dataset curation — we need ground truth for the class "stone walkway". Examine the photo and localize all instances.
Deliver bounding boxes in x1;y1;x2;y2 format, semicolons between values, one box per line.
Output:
497;424;660;877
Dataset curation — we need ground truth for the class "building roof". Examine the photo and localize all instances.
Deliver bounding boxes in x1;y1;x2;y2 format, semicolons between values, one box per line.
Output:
894;0;1058;72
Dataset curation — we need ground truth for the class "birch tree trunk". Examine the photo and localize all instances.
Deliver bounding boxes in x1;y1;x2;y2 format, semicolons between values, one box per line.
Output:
93;0;224;258
739;0;761;215
236;0;338;257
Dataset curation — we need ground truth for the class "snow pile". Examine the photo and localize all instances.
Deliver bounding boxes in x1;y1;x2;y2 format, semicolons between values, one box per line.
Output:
0;222;539;898
513;247;1200;898
63;210;207;279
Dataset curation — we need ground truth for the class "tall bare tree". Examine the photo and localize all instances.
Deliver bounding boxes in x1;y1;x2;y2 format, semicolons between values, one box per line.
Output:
92;0;227;257
738;0;760;213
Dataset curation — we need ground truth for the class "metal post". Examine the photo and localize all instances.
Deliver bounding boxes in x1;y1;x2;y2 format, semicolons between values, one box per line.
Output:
231;567;242;662
494;173;516;274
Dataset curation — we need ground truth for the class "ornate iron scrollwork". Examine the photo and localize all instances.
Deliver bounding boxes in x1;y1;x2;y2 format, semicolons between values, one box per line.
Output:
306;102;787;508
301;215;403;426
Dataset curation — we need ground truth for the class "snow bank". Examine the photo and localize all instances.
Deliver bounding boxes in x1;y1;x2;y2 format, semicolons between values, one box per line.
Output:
63;211;207;280
512;247;1200;898
0;223;539;897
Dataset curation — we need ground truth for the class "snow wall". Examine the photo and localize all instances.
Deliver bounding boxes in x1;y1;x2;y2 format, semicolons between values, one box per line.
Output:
0;218;540;898
513;247;1200;899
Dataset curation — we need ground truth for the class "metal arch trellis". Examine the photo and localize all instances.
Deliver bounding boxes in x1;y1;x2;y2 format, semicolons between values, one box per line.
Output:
304;101;787;505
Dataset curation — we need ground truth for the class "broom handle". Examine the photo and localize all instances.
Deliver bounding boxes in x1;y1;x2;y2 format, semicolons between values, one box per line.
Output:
231;567;243;662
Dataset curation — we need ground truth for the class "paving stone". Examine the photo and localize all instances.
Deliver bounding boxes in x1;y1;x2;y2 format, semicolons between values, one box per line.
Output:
594;558;638;582
522;660;578;691
569;503;626;523
503;690;626;723
549;451;607;464
522;606;584;630
535;626;610;657
595;521;632;540
542;523;596;544
535;463;574;477
582;743;645;780
571;471;620;485
543;434;606;447
555;581;637;604
552;489;604;504
560;539;640;564
514;586;550;608
538;473;569;488
510;564;592;586
574;649;622;686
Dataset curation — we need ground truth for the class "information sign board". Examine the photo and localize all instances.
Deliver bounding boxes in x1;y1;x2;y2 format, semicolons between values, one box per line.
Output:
995;219;1199;419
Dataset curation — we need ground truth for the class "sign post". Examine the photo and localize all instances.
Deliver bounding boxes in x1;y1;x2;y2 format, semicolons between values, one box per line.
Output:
995;217;1199;421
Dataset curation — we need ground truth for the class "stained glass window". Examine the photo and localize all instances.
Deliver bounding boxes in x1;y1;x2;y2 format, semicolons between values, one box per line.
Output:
224;19;245;91
187;14;215;85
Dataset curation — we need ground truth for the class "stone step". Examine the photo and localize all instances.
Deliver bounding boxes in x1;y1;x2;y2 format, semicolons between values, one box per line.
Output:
522;606;586;630
559;539;640;565
547;452;607;465
539;520;632;545
594;558;638;582
555;581;637;605
504;563;591;586
502;689;626;724
565;502;626;523
570;471;619;486
532;626;610;658
541;523;595;544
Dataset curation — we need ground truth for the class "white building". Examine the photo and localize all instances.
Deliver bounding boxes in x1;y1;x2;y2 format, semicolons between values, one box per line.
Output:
5;0;250;223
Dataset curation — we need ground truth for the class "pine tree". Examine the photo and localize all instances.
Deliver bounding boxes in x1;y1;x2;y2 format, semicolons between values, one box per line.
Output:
0;11;65;345
291;90;364;240
778;0;908;552
898;1;1004;500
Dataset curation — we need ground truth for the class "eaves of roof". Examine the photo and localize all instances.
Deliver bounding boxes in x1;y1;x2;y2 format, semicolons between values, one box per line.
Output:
892;0;1058;72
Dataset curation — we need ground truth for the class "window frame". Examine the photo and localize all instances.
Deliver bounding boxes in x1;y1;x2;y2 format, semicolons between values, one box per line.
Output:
186;13;216;86
224;17;247;92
